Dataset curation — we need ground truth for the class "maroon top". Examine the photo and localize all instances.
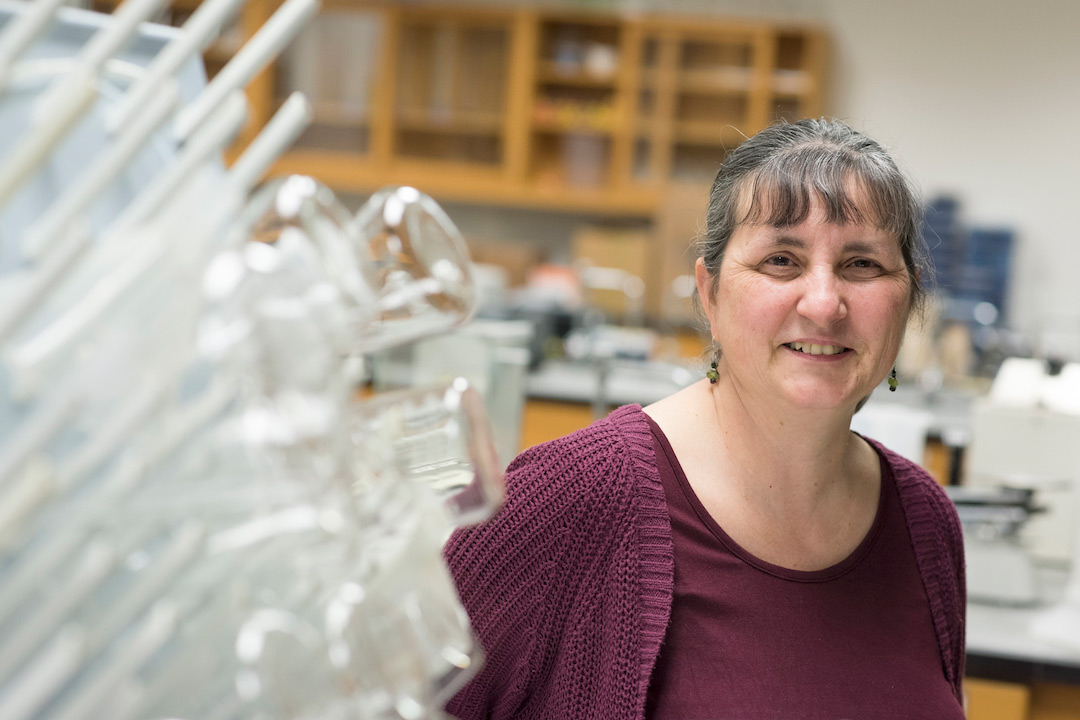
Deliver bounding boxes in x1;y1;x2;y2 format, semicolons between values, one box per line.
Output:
644;416;965;719
444;405;965;720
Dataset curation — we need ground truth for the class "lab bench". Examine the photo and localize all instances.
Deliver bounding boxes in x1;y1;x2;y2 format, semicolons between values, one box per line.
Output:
968;570;1080;685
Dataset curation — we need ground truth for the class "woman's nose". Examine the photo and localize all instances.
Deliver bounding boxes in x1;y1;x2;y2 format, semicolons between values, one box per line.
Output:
796;269;848;325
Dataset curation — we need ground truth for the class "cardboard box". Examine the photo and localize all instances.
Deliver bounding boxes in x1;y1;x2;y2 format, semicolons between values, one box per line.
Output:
468;238;545;288
571;225;653;322
653;181;712;326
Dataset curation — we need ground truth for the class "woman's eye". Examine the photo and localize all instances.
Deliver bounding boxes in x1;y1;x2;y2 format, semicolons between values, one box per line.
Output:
760;254;799;277
846;258;883;276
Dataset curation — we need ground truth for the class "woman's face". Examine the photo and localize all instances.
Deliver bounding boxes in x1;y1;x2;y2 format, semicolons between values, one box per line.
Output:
697;192;912;412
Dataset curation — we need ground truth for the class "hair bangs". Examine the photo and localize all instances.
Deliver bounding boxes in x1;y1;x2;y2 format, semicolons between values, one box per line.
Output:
737;143;909;238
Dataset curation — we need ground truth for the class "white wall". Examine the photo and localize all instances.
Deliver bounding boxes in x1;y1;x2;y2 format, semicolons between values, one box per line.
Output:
820;0;1080;339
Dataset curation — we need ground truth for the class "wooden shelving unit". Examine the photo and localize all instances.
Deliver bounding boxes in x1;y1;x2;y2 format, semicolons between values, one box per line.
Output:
93;1;825;217
263;2;826;217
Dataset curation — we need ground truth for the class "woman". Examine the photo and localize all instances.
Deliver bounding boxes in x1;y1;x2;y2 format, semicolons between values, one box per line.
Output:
443;119;965;720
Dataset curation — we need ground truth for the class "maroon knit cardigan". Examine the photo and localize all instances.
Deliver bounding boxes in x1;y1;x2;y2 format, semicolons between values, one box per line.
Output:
443;404;966;720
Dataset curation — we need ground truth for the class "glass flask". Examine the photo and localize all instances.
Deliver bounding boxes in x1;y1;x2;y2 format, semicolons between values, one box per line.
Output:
353;186;476;351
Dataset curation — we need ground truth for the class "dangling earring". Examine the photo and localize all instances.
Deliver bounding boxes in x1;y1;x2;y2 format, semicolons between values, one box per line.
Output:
888;366;898;392
707;360;719;384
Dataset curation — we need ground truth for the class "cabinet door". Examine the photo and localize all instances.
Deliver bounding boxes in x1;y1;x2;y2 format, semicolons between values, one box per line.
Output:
392;12;512;169
671;29;764;182
633;22;825;186
528;15;623;189
277;8;385;157
768;29;826;123
965;678;1031;720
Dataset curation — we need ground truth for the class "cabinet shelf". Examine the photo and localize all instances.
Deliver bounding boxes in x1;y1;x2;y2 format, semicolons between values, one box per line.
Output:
396;109;503;135
642;67;754;94
680;67;754;94
674;121;748;147
532;118;615;136
771;69;812;96
272;148;658;216
283;99;370;127
536;63;618;88
635;121;749;149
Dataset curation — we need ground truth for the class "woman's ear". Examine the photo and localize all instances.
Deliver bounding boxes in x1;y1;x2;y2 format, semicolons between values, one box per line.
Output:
695;257;713;311
695;257;718;339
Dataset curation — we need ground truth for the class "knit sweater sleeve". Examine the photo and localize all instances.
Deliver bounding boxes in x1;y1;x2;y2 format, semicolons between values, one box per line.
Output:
441;411;647;720
871;441;967;701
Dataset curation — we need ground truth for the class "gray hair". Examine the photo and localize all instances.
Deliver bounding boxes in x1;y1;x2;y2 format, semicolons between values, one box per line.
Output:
700;118;931;316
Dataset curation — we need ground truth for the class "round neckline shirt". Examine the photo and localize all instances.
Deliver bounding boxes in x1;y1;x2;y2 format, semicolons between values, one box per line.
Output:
643;414;965;720
443;405;965;720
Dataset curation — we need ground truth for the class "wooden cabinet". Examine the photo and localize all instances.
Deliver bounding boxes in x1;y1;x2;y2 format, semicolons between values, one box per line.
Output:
91;1;824;216
965;678;1080;720
966;678;1033;720
632;21;823;185
268;2;826;217
393;12;511;168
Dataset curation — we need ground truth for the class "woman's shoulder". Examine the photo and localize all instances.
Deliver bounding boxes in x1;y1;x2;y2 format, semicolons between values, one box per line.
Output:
865;437;955;516
506;403;655;492
446;404;658;561
442;403;662;641
863;436;964;570
442;405;670;719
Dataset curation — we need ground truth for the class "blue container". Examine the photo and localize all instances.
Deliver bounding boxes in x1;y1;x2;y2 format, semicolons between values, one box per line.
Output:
956;227;1014;323
922;196;962;293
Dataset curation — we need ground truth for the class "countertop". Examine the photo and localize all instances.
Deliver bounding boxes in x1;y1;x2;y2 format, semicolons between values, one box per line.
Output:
526;358;698;408
527;359;978;439
967;568;1080;685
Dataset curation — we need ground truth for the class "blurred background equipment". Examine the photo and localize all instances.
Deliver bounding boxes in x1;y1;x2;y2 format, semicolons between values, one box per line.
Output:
946;485;1044;606
964;359;1080;565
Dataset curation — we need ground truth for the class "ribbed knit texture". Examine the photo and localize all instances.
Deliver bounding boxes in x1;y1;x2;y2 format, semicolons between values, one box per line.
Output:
443;406;965;719
863;436;967;700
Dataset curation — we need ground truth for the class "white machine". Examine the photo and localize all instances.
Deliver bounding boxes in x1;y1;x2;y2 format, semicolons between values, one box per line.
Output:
965;358;1080;566
946;486;1043;606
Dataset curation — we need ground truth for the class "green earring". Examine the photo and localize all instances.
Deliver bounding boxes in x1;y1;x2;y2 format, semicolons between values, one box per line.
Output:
707;361;719;384
888;366;898;392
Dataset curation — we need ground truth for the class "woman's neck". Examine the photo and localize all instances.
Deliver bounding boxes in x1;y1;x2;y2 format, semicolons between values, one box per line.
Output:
702;375;867;517
645;375;882;570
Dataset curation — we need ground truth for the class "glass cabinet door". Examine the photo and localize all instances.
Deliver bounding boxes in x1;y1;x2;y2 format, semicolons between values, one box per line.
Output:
278;9;385;157
393;15;511;168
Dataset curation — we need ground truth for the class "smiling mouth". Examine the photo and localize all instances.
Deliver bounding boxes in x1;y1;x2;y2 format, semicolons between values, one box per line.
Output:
784;342;852;356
